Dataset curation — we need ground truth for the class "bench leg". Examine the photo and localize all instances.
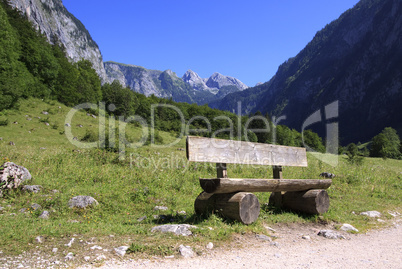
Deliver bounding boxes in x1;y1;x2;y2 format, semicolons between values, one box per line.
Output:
194;192;260;225
269;189;330;214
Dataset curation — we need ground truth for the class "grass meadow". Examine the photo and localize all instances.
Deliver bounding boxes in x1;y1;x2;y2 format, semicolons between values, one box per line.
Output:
0;98;401;258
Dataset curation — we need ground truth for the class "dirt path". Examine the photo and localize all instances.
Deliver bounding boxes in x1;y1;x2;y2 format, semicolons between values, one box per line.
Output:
96;220;401;269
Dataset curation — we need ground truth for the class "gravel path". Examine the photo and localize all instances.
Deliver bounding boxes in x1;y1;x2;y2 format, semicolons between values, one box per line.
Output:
96;221;401;269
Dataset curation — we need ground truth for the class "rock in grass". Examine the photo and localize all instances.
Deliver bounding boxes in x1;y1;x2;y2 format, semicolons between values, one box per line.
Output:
114;246;129;257
31;203;41;211
0;162;32;196
151;224;197;236
68;196;98;209
179;245;194;258
22;185;42;193
360;211;381;218
35;236;44;243
153;206;168;211
319;172;336;179
39;210;50;219
137;216;147;222
151;224;196;236
317;230;346;239
340;223;358;232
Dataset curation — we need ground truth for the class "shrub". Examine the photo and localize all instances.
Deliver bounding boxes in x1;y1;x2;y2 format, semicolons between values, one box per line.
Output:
346;143;364;165
370;127;401;159
81;129;98;142
0;117;8;126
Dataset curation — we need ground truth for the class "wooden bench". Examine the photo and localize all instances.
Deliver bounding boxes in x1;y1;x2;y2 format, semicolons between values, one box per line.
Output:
186;136;332;224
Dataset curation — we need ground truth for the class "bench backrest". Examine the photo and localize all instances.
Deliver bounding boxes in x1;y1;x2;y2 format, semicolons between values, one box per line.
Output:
186;136;307;167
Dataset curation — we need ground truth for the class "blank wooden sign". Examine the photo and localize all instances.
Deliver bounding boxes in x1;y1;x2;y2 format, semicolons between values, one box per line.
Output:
186;136;308;167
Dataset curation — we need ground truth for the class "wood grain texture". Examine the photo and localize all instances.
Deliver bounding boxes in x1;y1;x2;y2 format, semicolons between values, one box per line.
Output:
199;178;332;194
194;192;214;215
186;136;308;167
272;166;283;207
194;191;260;225
270;189;330;214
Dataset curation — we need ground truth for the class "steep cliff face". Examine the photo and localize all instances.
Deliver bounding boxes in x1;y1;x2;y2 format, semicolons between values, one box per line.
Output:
212;0;402;144
105;62;248;105
9;0;107;82
104;62;163;96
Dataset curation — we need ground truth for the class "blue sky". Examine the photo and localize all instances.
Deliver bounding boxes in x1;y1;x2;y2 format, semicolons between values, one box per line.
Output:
63;0;360;86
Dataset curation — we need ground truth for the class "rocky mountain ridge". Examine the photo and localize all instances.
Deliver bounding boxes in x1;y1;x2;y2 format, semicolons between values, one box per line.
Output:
9;0;107;82
211;0;402;144
104;61;248;105
8;0;248;104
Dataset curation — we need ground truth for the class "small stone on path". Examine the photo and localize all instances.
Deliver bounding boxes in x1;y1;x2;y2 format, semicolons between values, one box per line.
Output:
114;246;129;257
65;252;74;261
340;223;358;232
256;234;272;242
65;238;75;247
179;245;194;258
96;255;106;261
35;236;44;243
318;230;346;239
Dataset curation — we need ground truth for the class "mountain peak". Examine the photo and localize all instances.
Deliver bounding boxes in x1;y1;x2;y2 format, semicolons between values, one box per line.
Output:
182;70;207;91
206;73;248;90
164;69;176;77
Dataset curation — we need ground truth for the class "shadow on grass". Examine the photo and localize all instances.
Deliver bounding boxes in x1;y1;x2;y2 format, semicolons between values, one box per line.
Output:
145;206;323;226
261;203;323;222
148;212;216;225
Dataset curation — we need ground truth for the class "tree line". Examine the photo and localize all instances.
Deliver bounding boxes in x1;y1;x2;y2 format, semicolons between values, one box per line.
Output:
1;1;400;160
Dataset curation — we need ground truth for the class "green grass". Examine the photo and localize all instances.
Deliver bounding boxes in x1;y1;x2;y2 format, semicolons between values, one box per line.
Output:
0;98;401;260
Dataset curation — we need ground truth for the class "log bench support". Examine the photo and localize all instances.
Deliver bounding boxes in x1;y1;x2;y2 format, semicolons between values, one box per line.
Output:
269;189;330;214
187;136;332;224
194;192;260;225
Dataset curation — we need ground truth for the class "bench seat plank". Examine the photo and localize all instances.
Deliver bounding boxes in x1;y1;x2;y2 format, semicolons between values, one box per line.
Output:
187;136;308;167
199;178;332;194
